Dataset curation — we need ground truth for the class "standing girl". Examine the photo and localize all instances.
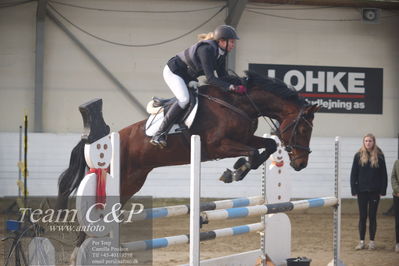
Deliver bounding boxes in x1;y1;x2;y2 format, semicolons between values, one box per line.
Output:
391;159;399;252
350;133;388;250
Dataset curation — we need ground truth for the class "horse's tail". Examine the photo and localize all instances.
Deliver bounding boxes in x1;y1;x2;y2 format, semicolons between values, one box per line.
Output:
55;140;86;210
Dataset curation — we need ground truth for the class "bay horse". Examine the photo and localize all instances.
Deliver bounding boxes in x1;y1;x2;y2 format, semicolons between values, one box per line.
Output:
56;70;318;251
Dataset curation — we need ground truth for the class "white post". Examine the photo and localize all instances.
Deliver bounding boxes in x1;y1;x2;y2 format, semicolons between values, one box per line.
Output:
190;135;201;266
110;132;120;254
333;136;343;266
261;133;268;264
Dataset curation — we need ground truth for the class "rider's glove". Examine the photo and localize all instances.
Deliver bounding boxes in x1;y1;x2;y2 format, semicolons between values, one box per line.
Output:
188;81;199;89
229;84;247;95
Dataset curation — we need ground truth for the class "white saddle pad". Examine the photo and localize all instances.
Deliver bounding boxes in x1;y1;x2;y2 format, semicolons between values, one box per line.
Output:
145;100;198;137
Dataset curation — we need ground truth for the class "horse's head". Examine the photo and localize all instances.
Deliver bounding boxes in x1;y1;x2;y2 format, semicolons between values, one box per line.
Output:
244;71;320;171
277;104;320;171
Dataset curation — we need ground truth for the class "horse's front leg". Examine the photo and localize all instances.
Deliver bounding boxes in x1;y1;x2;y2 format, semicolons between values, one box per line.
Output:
210;138;259;183
247;136;277;169
230;136;277;181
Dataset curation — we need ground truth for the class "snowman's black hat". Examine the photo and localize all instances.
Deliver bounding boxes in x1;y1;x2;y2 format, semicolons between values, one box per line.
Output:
79;98;110;144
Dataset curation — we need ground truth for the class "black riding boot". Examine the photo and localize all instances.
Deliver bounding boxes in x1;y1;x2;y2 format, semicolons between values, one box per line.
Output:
150;102;184;148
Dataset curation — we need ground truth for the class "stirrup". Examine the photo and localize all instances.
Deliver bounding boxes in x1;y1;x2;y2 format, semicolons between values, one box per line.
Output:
150;134;167;148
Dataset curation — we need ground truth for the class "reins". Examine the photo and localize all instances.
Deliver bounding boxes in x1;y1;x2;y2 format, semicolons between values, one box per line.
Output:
197;89;279;138
228;70;280;133
197;91;252;122
244;90;280;133
198;73;314;160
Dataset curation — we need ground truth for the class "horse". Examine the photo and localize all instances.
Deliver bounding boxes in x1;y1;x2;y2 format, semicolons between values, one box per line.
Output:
56;71;319;255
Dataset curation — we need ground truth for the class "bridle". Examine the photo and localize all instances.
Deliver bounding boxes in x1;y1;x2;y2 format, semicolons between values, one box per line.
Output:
243;89;314;160
276;108;313;160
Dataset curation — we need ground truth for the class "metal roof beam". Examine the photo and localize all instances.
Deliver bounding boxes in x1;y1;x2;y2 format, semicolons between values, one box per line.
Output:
46;7;147;117
225;0;248;73
225;0;248;27
249;0;399;9
34;0;47;132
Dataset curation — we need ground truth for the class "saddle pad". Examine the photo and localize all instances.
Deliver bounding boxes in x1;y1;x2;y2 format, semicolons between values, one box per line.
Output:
145;100;198;137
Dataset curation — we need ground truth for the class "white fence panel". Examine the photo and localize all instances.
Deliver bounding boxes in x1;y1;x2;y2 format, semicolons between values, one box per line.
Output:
0;133;396;198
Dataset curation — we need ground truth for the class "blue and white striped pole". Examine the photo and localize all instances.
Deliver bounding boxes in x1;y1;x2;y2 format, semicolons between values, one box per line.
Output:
121;222;264;252
201;196;338;223
128;195;264;221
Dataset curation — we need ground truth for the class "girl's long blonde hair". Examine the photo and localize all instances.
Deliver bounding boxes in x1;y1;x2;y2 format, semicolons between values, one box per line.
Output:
358;133;382;168
197;32;215;41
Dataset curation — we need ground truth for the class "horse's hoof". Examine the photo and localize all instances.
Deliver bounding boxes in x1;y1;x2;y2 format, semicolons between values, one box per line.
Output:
233;157;247;169
219;169;233;183
233;163;251;181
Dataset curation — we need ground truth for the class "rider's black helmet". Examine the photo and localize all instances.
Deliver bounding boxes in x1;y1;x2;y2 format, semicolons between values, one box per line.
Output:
214;25;239;41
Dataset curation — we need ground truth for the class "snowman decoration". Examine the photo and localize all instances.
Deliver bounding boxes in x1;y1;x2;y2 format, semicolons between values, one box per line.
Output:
264;135;292;265
75;99;119;237
265;135;291;203
74;99;120;265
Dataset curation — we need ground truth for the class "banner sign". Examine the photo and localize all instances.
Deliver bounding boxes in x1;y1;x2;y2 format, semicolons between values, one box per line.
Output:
249;63;383;114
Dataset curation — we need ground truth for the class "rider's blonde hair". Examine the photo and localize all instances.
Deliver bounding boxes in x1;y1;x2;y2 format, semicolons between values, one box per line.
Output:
197;32;215;41
358;133;382;168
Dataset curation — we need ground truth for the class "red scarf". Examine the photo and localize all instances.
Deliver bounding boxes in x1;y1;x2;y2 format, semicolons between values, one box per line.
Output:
88;168;107;209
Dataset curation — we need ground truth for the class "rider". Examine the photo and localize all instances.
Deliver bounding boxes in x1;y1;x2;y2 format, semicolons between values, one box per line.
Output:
150;24;247;148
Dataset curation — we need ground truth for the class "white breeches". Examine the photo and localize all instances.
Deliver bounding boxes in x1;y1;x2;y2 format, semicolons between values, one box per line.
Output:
163;65;189;109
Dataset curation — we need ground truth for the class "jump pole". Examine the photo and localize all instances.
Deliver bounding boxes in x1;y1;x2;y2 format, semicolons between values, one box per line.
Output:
200;196;338;222
127;195;264;221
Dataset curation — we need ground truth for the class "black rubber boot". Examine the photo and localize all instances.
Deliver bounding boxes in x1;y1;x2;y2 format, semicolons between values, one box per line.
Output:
150;102;184;148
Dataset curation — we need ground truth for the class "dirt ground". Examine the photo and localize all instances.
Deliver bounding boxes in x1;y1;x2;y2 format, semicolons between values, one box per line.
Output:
144;198;399;266
1;198;398;266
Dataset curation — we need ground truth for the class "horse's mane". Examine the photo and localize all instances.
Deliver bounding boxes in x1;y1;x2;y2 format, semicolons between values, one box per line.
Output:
220;71;307;106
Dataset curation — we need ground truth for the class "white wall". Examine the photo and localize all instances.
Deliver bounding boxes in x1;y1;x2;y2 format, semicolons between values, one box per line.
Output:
0;0;227;133
0;1;398;137
0;133;396;199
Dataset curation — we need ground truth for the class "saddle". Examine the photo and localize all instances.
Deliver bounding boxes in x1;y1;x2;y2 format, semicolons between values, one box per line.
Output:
145;89;199;137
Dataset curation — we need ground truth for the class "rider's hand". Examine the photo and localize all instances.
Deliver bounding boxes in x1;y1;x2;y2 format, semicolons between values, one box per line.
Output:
229;85;247;94
188;81;199;89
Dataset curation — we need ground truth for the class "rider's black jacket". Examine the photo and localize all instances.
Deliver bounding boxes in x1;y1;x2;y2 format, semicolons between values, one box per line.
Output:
350;151;388;196
167;40;230;90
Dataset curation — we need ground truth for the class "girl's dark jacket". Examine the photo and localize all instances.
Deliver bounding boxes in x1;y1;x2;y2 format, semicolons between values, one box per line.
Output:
167;40;229;89
350;151;388;196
